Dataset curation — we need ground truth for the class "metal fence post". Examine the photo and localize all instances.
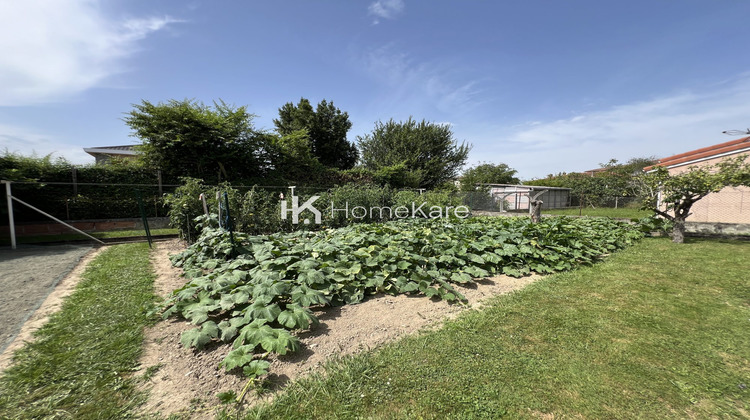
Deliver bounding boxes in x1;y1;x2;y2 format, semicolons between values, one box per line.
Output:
4;181;16;249
136;190;153;248
72;167;78;196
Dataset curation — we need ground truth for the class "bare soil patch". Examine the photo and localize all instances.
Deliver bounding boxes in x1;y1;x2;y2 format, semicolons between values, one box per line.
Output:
0;244;100;371
139;239;539;418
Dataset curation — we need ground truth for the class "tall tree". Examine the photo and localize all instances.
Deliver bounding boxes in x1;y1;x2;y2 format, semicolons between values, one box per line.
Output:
273;98;358;169
638;155;750;243
124;99;268;181
266;129;324;182
460;162;519;191
357;118;471;189
525;156;657;207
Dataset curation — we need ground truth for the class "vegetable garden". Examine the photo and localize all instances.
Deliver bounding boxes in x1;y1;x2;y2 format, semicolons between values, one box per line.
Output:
161;216;644;378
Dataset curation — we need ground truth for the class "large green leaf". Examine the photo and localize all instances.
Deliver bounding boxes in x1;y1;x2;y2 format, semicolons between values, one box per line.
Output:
180;321;219;349
277;304;319;330
221;345;256;371
246;301;282;323
233;319;276;349
291;285;329;307
260;329;300;355
242;359;271;377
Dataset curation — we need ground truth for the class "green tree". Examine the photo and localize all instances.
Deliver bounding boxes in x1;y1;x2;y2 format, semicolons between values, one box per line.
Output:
638;155;750;243
357;118;471;189
124;99;268;182
273;98;358;170
460;162;519;191
599;157;658;198
525;157;657;207
266;129;325;182
372;162;422;188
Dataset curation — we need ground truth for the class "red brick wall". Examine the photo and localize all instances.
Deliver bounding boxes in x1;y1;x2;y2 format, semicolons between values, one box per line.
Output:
0;218;168;237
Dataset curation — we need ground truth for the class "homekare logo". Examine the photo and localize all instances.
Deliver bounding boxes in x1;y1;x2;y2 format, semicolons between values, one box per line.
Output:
280;188;470;225
281;195;322;225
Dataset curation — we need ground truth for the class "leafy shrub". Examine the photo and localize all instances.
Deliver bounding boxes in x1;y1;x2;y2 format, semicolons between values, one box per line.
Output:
373;162;422;188
164;178;246;240
167;180;484;239
1;151;171;222
392;190;419;209
319;184;395;227
422;189;463;209
634;215;674;235
238;187;284;234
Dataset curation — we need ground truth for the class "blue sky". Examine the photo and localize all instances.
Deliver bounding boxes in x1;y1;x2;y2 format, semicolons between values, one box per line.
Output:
2;0;750;180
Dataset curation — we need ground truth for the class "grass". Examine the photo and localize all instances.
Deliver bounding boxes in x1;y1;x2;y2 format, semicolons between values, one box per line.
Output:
233;238;750;419
0;227;178;245
544;207;651;219
0;243;157;419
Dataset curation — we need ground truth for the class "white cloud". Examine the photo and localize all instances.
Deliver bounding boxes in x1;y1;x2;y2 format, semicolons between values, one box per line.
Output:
359;45;485;116
0;123;93;164
368;0;405;24
467;75;750;179
0;0;181;106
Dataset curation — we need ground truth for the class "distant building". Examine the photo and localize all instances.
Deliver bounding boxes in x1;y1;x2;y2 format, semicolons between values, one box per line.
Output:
83;145;140;165
482;184;571;211
644;136;750;224
581;167;608;177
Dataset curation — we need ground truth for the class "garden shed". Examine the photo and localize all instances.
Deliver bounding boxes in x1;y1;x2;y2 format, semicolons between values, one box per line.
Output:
644;136;750;224
482;184;571;211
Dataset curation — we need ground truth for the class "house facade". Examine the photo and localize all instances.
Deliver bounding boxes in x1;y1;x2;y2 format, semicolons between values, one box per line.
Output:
644;136;750;224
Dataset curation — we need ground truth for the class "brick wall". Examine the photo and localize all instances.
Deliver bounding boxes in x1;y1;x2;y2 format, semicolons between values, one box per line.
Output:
0;217;170;237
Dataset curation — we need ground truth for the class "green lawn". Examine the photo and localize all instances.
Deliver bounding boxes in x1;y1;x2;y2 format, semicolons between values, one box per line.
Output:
0;227;178;245
234;238;750;419
544;207;651;219
0;243;157;419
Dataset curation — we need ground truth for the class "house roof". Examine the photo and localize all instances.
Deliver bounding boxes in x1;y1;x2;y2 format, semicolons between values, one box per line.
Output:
83;145;139;157
581;167;608;176
643;136;750;171
482;183;571;191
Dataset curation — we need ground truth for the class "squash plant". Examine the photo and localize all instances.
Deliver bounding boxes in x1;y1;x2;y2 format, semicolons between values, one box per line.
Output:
161;216;643;377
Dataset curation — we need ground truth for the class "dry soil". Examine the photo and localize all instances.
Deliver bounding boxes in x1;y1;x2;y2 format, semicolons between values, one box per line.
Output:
139;239;540;418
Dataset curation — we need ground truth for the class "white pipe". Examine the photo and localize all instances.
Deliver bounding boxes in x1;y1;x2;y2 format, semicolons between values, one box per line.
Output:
199;193;208;216
3;181;16;249
10;196;104;244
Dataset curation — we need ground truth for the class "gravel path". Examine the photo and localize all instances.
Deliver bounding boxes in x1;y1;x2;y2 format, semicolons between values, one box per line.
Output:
0;244;93;354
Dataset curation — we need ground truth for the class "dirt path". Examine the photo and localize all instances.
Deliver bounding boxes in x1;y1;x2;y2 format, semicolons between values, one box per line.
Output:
139;239;540;418
0;244;98;368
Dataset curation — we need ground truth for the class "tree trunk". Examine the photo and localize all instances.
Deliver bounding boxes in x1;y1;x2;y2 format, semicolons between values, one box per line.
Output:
530;200;543;223
672;217;685;243
670;201;694;244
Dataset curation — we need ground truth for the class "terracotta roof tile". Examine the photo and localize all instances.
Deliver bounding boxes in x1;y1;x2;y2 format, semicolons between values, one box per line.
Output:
644;136;750;171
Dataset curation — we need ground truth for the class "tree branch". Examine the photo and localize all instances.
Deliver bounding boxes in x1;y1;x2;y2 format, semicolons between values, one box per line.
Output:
650;208;675;221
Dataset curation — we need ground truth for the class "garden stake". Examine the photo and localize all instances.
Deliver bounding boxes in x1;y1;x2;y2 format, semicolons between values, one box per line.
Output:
223;192;236;253
136;190;153;248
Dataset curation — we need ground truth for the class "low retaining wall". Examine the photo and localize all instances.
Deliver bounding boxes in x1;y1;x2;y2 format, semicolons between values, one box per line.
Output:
685;222;750;236
0;217;171;237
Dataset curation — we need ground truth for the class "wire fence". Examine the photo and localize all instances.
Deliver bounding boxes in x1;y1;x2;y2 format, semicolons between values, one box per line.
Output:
682;187;750;224
463;190;573;213
6;180;748;228
1;183;176;223
0;181;346;225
